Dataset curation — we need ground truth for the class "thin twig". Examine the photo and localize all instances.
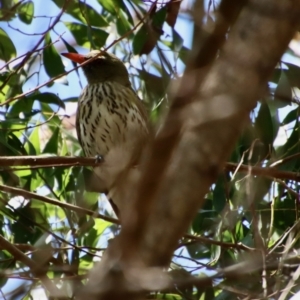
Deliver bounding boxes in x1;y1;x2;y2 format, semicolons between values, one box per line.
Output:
0;156;101;167
0;0;72;93
0;184;118;224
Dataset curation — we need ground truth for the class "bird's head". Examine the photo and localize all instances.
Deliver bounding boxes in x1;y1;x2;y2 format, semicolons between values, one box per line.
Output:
61;50;131;86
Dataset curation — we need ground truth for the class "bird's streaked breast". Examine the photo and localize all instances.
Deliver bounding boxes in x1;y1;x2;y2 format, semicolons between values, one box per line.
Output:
76;81;148;159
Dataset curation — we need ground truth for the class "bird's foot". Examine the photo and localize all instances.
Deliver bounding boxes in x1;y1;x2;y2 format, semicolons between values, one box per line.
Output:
95;154;104;164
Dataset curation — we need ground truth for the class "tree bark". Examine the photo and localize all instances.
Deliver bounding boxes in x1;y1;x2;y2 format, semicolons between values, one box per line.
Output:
77;0;300;299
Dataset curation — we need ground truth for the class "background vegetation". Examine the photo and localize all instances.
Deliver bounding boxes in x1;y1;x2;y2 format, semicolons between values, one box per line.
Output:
1;0;300;299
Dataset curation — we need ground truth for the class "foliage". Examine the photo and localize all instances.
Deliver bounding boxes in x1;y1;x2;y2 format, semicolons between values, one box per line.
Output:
0;0;300;299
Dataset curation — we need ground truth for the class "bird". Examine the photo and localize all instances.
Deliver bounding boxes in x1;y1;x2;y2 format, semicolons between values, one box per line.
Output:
61;50;149;218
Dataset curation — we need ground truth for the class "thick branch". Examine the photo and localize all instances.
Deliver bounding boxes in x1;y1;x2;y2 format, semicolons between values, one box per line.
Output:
132;0;300;266
1;155;299;182
78;0;300;299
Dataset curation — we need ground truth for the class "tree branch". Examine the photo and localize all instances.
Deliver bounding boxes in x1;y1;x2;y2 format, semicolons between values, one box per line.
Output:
0;184;118;224
1;156;300;182
77;0;300;299
0;156;101;167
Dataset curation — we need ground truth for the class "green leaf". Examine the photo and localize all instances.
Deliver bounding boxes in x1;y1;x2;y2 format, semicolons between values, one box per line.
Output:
43;127;60;154
0;71;10;103
12;204;43;244
132;24;149;55
40;167;55;189
63;97;78;102
284;62;300;88
31;204;48;227
33;92;65;109
155;293;182;299
98;0;134;25
266;99;280;144
92;27;109;49
60;138;68;156
172;29;183;52
274;72;292;107
65;22;108;49
157;49;173;79
213;176;226;213
40;103;61;129
214;291;235;300
62;38;77;55
86;25;96;49
0;0;18;21
191;198;215;234
78;2;109;27
61;37;79;74
115;0;134;24
18;1;34;24
25;124;40;155
274;193;297;230
97;0;115;14
7;133;27;155
4;73;24;100
8;96;35;117
255;102;274;146
178;46;190;64
116;9;131;36
138;69;168;100
270;68;281;84
53;0;108;26
0;28;16;61
277;120;300;161
52;167;66;191
13;166;31;178
152;6;167;28
79;254;94;271
133;7;166;55
0;132;25;155
43;33;65;78
281;107;299;125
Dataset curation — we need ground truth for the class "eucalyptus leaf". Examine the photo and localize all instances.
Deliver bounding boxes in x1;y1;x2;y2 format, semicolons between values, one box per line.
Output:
213;176;227;213
33;92;65;109
281;107;299;125
65;22;108;49
43;33;66;78
53;0;108;26
274;71;292;107
0;28;16;61
18;0;34;24
255;102;275;146
43;127;60;154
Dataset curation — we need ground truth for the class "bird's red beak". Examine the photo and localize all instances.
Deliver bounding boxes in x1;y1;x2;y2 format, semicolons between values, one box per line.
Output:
61;52;85;64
